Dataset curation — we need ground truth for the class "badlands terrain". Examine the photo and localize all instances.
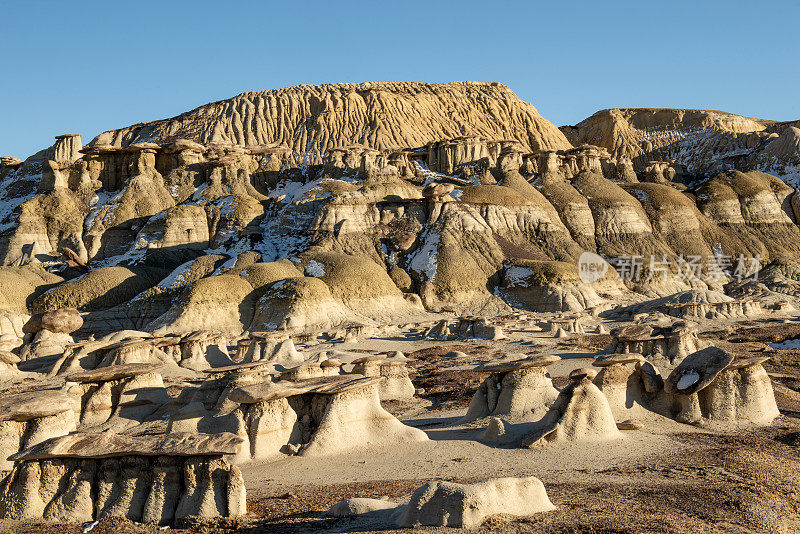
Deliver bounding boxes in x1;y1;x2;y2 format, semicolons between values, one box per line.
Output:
0;81;799;532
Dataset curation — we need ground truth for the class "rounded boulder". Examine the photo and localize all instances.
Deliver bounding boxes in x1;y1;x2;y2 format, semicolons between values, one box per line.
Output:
23;308;83;334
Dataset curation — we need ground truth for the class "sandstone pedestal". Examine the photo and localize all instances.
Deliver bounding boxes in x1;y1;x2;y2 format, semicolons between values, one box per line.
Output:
0;432;246;526
464;355;561;422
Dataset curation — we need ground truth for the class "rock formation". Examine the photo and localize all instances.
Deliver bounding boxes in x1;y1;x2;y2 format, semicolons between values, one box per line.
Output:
328;476;555;529
464;355;560;422
350;354;416;401
614;290;762;320
423;316;505;341
591;353;651;420
0;391;79;470
92;82;571;163
397;477;555;529
227;376;428;461
23;308;83;335
562;108;800;185
1;79;799;531
660;347;780;426
0;432;246;526
2;81;799;327
521;368;621;448
63;363;170;430
500;260;611;313
607;322;707;369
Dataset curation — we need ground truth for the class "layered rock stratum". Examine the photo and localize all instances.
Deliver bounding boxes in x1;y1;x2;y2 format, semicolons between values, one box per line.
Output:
1;81;799;337
92;82;572;163
562;108;800;186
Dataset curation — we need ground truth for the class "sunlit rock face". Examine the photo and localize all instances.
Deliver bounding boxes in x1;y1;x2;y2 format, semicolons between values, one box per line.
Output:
1;82;799;333
561;108;800;187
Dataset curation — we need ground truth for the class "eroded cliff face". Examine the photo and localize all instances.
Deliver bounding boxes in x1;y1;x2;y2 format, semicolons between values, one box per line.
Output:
562;109;800;186
1;83;800;334
90;81;572;164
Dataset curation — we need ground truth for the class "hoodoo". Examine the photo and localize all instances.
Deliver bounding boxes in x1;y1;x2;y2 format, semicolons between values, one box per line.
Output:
0;78;797;532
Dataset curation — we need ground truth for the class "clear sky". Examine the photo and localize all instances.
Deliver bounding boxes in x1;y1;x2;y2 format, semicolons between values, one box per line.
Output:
1;0;798;158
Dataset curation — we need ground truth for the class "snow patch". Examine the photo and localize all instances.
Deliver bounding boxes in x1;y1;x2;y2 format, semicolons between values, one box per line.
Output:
504;265;534;288
769;338;800;350
305;260;326;277
408;229;440;281
677;370;700;390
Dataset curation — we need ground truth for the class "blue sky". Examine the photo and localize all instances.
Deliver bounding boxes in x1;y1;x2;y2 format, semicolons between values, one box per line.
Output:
1;0;798;158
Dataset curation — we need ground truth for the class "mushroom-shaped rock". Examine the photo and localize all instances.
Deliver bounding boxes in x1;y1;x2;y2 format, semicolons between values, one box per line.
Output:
472;318;506;340
548;316;586;334
320;358;343;376
63;362;170;430
464;355;561;422
398;477;555;529
0;391;79;470
18;330;75;372
178;330;233;371
351;354;386;376
97;339;175;368
661;347;778;426
569;367;597;382
0;433;246;526
701;356;779;426
65;363;163;383
376;358;416;400
23;308;83;334
280;362;324;381
227;376;428;461
521;375;621;448
298;376;429;457
422;182;455;201
608;322;707;368
665;347;734;396
239;336;305;370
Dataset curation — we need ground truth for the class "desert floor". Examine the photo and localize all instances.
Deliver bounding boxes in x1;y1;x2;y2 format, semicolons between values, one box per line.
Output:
3;315;799;534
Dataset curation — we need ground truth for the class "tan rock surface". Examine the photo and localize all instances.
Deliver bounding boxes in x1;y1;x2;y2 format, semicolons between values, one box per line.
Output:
23;308;83;334
92;82;571;162
9;432;243;461
398;476;555;528
64;362;162;383
562;108;799;181
0;391;78;422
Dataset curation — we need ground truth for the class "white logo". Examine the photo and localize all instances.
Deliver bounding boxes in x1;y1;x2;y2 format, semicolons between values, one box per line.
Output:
578;251;609;284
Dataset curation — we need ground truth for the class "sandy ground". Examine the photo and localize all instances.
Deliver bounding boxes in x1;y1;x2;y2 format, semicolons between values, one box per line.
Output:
1;314;799;533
